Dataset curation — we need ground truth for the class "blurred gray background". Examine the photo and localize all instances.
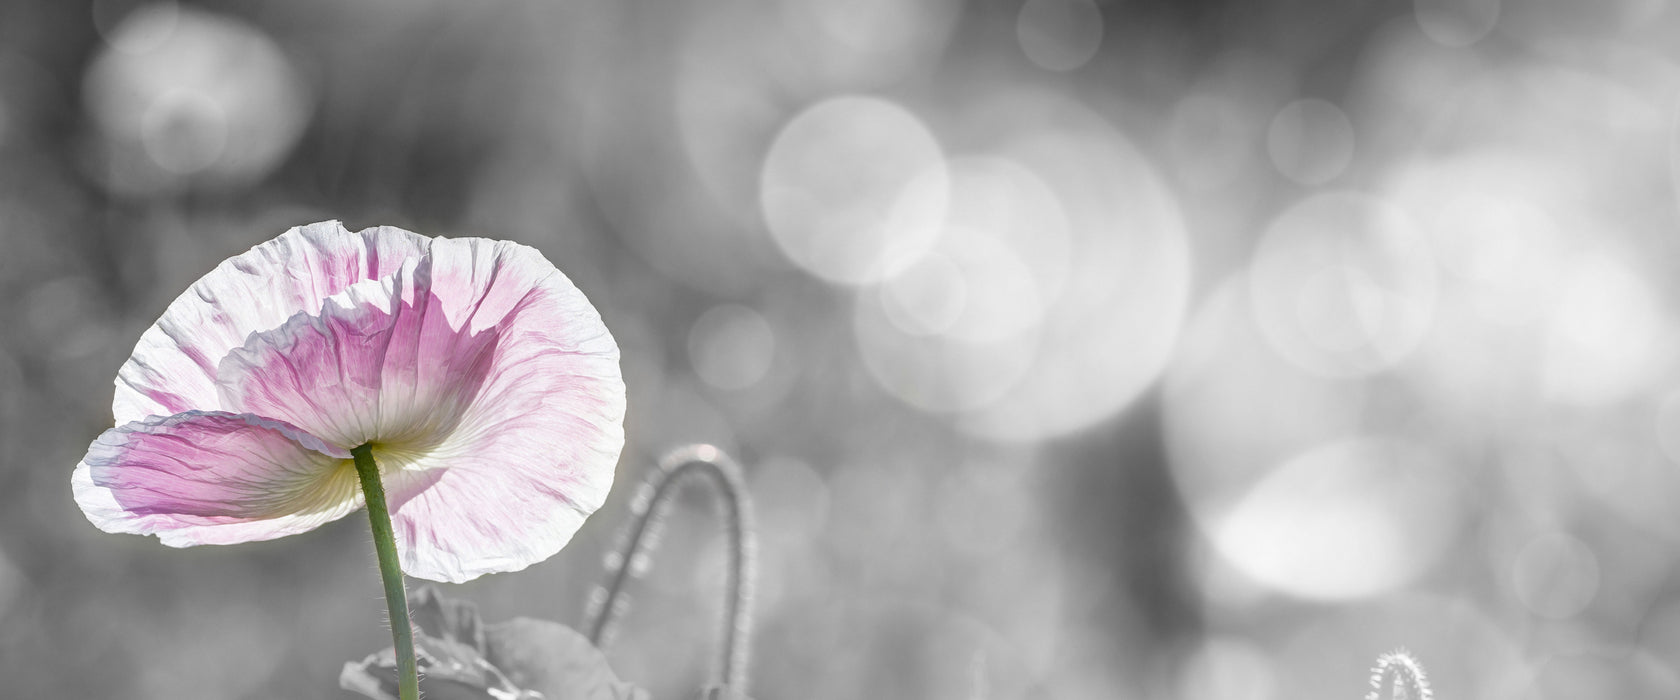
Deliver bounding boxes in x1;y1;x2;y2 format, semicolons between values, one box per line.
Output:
3;0;1680;697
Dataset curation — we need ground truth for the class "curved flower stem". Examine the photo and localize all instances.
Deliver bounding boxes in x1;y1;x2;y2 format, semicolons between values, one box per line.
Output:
1367;649;1432;700
587;444;757;693
352;444;419;700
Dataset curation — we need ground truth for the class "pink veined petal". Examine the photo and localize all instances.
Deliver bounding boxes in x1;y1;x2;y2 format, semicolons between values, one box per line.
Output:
213;269;501;452
382;238;625;582
113;221;428;424
88;223;623;581
211;235;623;581
73;411;361;546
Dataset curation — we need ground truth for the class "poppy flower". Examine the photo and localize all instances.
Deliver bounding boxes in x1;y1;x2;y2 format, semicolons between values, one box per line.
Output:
72;221;626;583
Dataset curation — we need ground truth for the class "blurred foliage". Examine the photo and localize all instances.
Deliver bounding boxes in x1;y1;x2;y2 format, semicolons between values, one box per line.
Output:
5;0;1680;698
339;586;648;700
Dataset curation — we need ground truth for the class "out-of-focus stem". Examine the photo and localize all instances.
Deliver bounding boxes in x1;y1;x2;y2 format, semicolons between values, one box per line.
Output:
587;444;757;693
352;444;419;700
1367;649;1432;700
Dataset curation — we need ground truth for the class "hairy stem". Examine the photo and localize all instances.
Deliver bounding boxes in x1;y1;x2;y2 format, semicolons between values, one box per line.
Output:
1367;649;1432;700
352;444;419;700
587;444;757;692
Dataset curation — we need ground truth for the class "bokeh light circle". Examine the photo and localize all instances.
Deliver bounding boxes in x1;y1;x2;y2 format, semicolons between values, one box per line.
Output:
93;0;179;54
956;91;1191;441
1250;191;1437;377
1212;437;1463;601
689;304;777;391
856;263;1042;414
139;90;226;174
853;92;1191;441
1541;255;1674;407
760;96;948;286
879;251;968;337
1266;98;1356;185
853;155;1067;414
927;157;1068;344
1385;151;1573;327
82;4;310;193
1016;0;1105;72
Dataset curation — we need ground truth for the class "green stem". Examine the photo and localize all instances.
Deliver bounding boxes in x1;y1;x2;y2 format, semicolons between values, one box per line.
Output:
352;444;419;700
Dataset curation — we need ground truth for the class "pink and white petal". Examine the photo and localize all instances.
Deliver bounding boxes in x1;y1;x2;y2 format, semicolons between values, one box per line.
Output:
114;222;429;424
379;364;621;582
215;272;503;452
73;411;362;546
378;238;625;582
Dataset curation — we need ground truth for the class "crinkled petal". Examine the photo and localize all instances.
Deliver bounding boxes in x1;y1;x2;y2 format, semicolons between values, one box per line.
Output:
113;221;427;424
73;411;361;546
92;225;622;578
214;269;500;451
380;237;625;582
